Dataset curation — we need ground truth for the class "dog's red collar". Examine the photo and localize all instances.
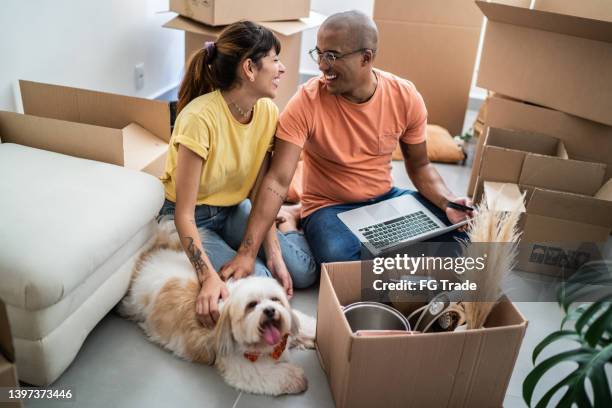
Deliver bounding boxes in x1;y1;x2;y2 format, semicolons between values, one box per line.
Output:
243;334;289;362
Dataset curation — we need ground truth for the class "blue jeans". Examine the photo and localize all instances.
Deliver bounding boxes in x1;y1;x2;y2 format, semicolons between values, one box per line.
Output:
302;187;469;264
158;199;317;288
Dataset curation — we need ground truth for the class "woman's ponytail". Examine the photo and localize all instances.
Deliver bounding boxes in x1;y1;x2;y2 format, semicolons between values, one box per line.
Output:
177;43;217;114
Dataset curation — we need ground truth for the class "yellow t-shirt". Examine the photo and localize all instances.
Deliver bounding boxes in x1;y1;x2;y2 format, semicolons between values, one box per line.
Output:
161;90;278;206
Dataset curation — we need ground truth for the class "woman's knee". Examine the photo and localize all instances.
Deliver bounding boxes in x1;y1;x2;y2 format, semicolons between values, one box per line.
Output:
289;258;318;289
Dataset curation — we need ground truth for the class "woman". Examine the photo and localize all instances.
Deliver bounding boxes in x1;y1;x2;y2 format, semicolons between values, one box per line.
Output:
158;21;316;328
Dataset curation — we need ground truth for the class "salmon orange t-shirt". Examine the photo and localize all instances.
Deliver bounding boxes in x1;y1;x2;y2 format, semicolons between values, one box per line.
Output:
276;69;428;217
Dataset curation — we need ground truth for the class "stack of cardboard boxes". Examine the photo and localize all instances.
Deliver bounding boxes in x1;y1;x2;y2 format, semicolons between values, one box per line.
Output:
373;0;484;136
468;0;612;274
164;0;325;111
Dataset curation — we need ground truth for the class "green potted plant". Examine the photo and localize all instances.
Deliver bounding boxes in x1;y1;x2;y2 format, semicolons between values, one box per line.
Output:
523;260;612;407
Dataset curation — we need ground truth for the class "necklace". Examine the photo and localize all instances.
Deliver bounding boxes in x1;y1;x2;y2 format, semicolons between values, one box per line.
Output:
230;101;254;119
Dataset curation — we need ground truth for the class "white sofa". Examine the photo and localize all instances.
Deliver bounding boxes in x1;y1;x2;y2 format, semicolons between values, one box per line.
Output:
0;143;164;385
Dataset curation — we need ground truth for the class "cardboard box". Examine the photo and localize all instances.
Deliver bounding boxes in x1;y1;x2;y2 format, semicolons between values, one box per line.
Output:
374;0;484;135
473;128;612;274
534;0;612;22
316;262;527;408
476;1;612;126
481;180;612;275
17;80;170;177
467;94;612;197
169;0;310;26
163;13;324;111
0;299;21;408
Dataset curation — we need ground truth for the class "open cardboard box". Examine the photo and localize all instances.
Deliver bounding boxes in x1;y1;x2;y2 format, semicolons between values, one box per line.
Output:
169;0;310;26
316;262;527;408
14;80;170;177
476;0;612;126
0;299;21;407
373;0;483;136
467;94;612;197
163;13;325;111
473;128;612;274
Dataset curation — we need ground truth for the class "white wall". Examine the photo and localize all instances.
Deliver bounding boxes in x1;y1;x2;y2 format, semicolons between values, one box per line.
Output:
300;0;374;75
0;0;183;112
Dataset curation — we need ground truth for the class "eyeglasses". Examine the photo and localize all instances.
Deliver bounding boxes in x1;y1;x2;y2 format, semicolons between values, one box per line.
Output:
308;48;373;66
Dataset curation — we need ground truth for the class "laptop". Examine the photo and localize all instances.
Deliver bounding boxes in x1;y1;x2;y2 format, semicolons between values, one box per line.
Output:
337;194;469;256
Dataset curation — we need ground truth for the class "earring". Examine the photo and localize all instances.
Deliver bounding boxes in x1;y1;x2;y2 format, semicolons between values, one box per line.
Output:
250;77;255;82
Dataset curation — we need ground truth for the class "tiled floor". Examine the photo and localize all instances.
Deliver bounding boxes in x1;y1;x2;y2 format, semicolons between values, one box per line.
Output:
24;111;598;408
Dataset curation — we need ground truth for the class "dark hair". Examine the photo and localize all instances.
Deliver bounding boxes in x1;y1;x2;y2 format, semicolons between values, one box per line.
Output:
177;21;281;114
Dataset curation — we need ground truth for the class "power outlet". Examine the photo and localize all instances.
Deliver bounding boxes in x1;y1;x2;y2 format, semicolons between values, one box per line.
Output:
134;63;145;90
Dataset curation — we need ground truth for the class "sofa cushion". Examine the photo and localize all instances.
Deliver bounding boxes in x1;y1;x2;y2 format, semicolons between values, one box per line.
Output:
0;143;164;310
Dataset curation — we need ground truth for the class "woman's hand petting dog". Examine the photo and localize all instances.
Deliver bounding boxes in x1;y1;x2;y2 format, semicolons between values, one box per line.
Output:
267;253;293;299
220;252;255;282
196;273;229;328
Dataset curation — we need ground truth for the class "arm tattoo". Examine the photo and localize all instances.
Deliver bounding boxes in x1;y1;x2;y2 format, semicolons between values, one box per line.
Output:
266;186;287;203
186;237;208;280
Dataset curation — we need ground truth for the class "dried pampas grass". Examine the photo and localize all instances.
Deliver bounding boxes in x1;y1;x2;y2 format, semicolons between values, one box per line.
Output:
460;192;523;329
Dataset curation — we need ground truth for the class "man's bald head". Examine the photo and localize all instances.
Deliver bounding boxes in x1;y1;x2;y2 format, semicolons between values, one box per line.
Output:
320;10;378;52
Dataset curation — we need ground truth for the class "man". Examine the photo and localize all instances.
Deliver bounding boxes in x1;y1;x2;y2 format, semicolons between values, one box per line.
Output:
221;10;473;279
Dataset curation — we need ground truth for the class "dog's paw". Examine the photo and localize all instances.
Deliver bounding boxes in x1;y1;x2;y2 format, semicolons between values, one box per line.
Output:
280;364;308;395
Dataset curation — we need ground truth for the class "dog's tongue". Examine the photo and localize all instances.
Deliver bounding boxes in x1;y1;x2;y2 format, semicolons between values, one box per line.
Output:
262;325;281;345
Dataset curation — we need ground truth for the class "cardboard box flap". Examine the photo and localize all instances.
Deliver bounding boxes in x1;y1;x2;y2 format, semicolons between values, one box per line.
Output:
595;178;612;200
486;127;562;156
122;123;169;171
527;188;612;227
484;182;526;212
164;12;325;38
0;111;124;165
259;12;326;36
475;1;612;43
19;80;170;142
374;0;483;27
480;146;525;183
164;15;223;36
0;300;15;363
519;155;606;196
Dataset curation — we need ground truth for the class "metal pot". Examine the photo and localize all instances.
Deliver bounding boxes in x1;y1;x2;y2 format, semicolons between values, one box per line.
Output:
343;302;411;332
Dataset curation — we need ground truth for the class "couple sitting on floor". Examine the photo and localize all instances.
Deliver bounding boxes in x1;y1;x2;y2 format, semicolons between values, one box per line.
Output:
158;11;474;327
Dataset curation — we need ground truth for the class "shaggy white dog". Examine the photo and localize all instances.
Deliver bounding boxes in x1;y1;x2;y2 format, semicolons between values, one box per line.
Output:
120;225;316;396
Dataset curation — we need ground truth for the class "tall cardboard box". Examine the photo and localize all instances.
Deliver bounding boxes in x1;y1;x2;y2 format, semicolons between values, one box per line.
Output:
316;262;527;408
17;80;170;177
169;0;310;26
0;299;21;408
374;0;484;135
163;13;324;111
476;0;612;126
467;94;612;196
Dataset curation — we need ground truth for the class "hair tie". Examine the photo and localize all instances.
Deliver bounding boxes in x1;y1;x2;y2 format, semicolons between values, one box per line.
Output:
204;41;217;63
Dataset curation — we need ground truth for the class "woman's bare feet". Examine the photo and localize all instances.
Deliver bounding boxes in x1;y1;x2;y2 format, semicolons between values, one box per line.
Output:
276;204;302;233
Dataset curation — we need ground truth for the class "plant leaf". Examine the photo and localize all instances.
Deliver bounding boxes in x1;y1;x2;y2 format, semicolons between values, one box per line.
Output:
589;365;612;408
576;302;606;336
533;370;581;408
561;304;589;330
523;348;591;406
584;302;612;347
556;380;592;408
532;330;581;364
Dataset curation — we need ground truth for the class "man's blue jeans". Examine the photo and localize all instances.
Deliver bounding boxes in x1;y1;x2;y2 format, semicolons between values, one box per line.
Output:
302;187;468;264
158;199;317;288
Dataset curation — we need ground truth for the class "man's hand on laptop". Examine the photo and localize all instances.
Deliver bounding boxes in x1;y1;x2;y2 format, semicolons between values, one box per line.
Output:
444;197;475;231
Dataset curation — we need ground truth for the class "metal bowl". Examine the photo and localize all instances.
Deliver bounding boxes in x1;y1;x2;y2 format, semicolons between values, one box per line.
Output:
343;302;411;332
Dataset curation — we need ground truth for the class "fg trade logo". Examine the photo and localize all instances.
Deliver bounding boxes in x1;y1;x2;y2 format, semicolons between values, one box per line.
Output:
529;244;591;270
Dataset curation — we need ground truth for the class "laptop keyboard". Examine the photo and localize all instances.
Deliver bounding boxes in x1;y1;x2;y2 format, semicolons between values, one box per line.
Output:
358;211;439;249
